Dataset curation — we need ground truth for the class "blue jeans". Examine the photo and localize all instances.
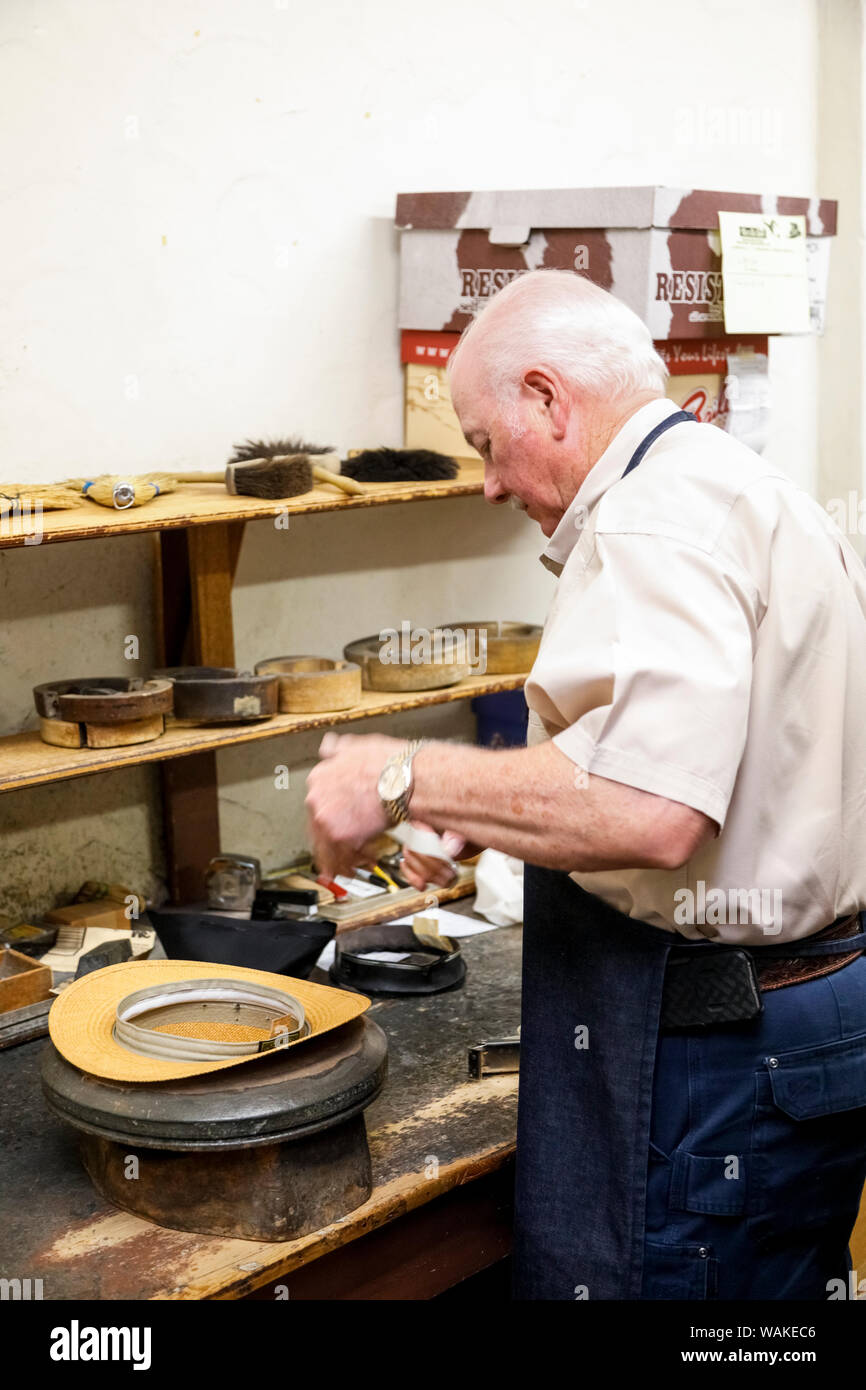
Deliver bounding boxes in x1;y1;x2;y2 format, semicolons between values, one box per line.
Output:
644;952;866;1299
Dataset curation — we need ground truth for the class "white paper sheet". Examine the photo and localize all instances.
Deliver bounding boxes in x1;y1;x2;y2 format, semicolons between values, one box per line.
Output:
719;210;810;334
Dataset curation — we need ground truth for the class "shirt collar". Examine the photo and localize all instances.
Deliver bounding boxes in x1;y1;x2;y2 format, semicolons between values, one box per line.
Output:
539;398;680;575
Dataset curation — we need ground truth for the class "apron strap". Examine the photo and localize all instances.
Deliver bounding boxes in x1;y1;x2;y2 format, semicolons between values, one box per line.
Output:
621;409;698;479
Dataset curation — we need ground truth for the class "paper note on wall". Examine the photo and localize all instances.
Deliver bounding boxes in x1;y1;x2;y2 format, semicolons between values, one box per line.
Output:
806;236;831;334
719;211;810;334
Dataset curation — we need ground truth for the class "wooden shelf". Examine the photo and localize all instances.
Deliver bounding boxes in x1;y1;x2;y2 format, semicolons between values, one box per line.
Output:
0;672;525;793
1;458;510;898
0;463;485;549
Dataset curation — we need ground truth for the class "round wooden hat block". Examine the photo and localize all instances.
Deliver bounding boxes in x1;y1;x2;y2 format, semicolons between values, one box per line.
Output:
41;1015;387;1242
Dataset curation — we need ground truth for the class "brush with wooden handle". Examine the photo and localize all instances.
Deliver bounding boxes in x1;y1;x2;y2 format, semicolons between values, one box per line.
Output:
228;439;368;496
141;453;365;496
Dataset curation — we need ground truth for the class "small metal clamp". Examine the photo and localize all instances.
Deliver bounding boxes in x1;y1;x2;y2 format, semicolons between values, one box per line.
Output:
468;1034;520;1078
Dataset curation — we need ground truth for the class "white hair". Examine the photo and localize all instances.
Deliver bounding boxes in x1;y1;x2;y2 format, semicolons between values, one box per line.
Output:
448;269;668;419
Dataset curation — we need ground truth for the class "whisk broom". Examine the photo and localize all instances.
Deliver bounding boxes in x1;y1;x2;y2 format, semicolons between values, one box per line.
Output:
0;484;86;511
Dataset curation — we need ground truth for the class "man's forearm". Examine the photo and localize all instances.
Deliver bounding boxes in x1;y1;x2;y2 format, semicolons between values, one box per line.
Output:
409;738;706;873
305;728;716;879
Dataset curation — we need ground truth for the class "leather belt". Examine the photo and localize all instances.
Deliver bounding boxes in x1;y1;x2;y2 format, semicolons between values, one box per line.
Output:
154;666;279;723
667;912;863;990
330;921;466;995
748;912;863;990
33;677;174;722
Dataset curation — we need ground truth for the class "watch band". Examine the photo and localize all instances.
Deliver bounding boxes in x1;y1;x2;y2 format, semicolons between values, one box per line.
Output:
380;739;426;825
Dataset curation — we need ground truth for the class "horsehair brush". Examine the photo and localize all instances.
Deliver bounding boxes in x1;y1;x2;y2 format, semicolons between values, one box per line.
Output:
224;454;314;499
230;436;334;462
341;447;459;482
228;438;366;496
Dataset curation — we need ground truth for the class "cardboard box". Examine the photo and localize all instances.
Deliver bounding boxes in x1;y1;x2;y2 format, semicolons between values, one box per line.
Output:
401;333;480;461
655;336;768;428
45;897;133;931
395;187;836;340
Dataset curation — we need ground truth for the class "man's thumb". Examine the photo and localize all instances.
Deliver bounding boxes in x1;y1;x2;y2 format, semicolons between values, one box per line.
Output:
319;732;340;759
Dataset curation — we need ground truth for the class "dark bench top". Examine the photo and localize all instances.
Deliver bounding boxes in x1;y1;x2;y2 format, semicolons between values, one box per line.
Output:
0;905;521;1300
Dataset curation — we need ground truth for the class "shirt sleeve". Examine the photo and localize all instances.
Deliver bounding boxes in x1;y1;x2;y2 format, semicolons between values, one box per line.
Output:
537;532;758;828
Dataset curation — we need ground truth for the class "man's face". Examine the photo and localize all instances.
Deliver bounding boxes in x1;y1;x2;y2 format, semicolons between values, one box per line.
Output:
450;357;575;538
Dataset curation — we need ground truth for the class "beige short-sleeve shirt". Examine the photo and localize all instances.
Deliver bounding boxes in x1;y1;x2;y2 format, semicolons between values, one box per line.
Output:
525;399;866;943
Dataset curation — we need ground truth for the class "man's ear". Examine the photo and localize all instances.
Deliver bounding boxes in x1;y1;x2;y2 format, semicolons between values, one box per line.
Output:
524;369;568;440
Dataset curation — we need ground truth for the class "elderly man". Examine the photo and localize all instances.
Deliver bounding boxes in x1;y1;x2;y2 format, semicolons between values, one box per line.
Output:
306;269;866;1301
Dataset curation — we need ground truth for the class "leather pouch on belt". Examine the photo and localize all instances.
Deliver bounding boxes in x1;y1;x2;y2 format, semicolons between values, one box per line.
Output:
661;949;763;1030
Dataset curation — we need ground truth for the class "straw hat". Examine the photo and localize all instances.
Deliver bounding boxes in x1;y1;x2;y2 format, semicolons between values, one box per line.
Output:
48;958;370;1083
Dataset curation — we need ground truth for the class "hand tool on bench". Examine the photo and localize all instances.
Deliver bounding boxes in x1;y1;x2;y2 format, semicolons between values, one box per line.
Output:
468;1036;520;1078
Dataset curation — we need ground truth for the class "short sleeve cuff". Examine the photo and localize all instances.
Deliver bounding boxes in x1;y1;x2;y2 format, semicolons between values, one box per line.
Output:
552;723;730;829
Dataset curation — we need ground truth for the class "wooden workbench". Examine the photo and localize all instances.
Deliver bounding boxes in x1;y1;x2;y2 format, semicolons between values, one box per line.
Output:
0;909;521;1301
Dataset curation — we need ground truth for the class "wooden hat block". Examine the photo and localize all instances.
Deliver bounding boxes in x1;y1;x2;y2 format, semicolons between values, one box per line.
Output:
41;1015;387;1242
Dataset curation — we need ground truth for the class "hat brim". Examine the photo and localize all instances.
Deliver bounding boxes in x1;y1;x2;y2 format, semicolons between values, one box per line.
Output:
48;958;370;1083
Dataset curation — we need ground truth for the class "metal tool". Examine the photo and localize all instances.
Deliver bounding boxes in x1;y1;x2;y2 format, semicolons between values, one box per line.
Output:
205;855;262;912
468;1035;520;1078
251;888;320;920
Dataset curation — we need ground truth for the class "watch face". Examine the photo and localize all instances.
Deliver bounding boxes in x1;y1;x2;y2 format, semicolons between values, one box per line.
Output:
378;761;408;800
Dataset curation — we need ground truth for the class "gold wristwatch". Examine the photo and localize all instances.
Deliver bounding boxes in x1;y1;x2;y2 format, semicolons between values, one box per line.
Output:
377;740;427;826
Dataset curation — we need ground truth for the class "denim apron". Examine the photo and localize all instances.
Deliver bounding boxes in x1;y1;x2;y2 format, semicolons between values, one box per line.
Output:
512;410;866;1299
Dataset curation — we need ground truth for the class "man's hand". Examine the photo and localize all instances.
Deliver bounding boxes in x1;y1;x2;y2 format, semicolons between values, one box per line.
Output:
400;824;468;890
305;731;406;879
